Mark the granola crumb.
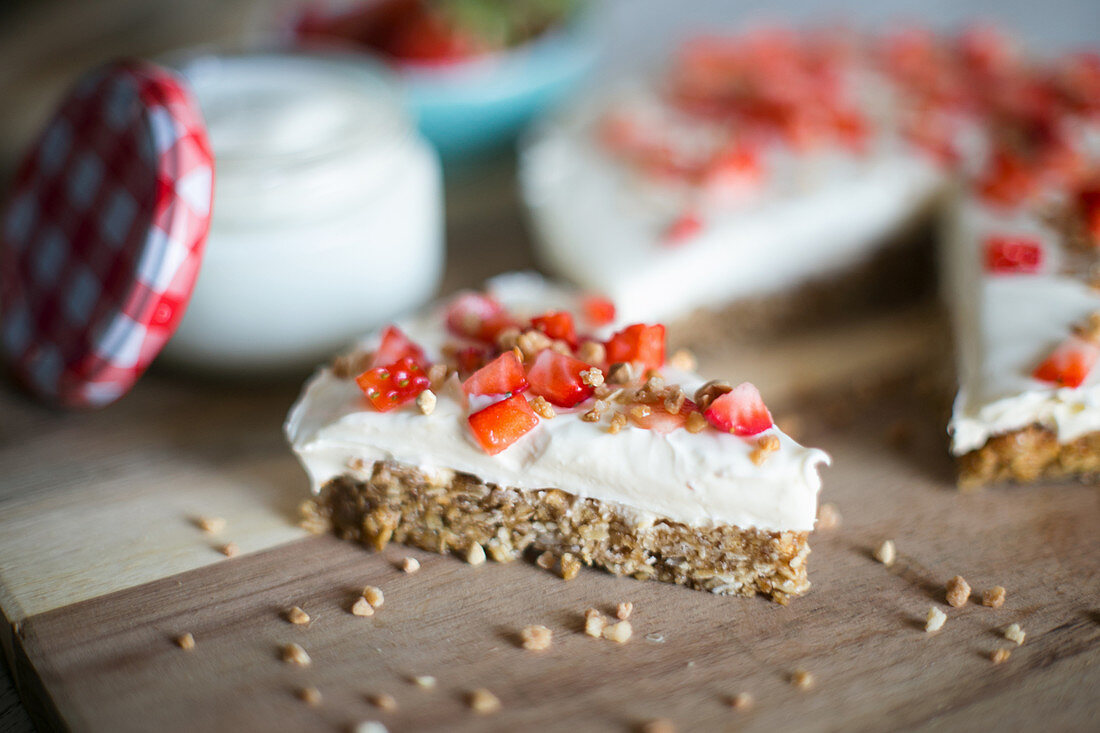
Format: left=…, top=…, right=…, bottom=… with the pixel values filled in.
left=729, top=692, right=753, bottom=711
left=602, top=620, right=633, bottom=644
left=351, top=597, right=375, bottom=617
left=520, top=624, right=553, bottom=651
left=581, top=407, right=602, bottom=422
left=694, top=380, right=732, bottom=412
left=401, top=557, right=421, bottom=574
left=669, top=348, right=697, bottom=371
left=685, top=411, right=708, bottom=433
left=427, top=363, right=449, bottom=390
left=416, top=390, right=436, bottom=415
left=1004, top=623, right=1026, bottom=645
left=578, top=340, right=606, bottom=365
left=791, top=669, right=814, bottom=690
left=411, top=675, right=436, bottom=689
left=816, top=503, right=841, bottom=530
left=560, top=552, right=581, bottom=581
left=281, top=642, right=311, bottom=666
left=991, top=647, right=1012, bottom=664
left=616, top=602, right=634, bottom=620
left=286, top=606, right=311, bottom=625
left=363, top=586, right=385, bottom=608
left=629, top=404, right=652, bottom=420
left=195, top=516, right=226, bottom=534
left=640, top=718, right=676, bottom=733
left=608, top=412, right=628, bottom=434
left=531, top=395, right=556, bottom=419
left=536, top=551, right=557, bottom=571
left=580, top=367, right=605, bottom=388
left=466, top=542, right=487, bottom=566
left=468, top=688, right=501, bottom=714
left=353, top=723, right=388, bottom=733
left=946, top=575, right=971, bottom=608
left=645, top=632, right=664, bottom=643
left=982, top=586, right=1006, bottom=609
left=584, top=608, right=606, bottom=638
left=1073, top=311, right=1100, bottom=342
left=925, top=606, right=947, bottom=633
left=298, top=686, right=322, bottom=706
left=219, top=542, right=239, bottom=558
left=663, top=386, right=686, bottom=415
left=175, top=633, right=195, bottom=651
left=749, top=434, right=781, bottom=465
left=873, top=540, right=896, bottom=567
left=369, top=693, right=398, bottom=712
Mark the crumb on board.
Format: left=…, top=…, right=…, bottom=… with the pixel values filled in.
left=363, top=586, right=385, bottom=608
left=297, top=686, right=322, bottom=706
left=219, top=542, right=239, bottom=558
left=353, top=722, right=388, bottom=733
left=286, top=606, right=310, bottom=625
left=468, top=688, right=501, bottom=714
left=410, top=675, right=436, bottom=689
left=1004, top=623, right=1026, bottom=645
left=925, top=606, right=947, bottom=633
left=729, top=692, right=753, bottom=711
left=536, top=551, right=556, bottom=570
left=520, top=624, right=553, bottom=651
left=195, top=516, right=225, bottom=534
left=175, top=633, right=195, bottom=651
left=602, top=620, right=633, bottom=644
left=560, top=552, right=581, bottom=580
left=585, top=608, right=606, bottom=638
left=369, top=693, right=398, bottom=712
left=982, top=586, right=1007, bottom=609
left=991, top=647, right=1012, bottom=664
left=640, top=718, right=677, bottom=733
left=816, top=503, right=841, bottom=530
left=946, top=576, right=971, bottom=608
left=874, top=540, right=896, bottom=567
left=791, top=669, right=814, bottom=690
left=616, top=602, right=634, bottom=620
left=351, top=597, right=375, bottom=617
left=401, top=557, right=421, bottom=574
left=466, top=542, right=487, bottom=566
left=281, top=643, right=311, bottom=666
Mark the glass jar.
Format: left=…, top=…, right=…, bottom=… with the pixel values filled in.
left=160, top=51, right=443, bottom=372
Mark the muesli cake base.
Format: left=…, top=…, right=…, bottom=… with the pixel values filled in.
left=957, top=425, right=1100, bottom=490
left=301, top=460, right=811, bottom=603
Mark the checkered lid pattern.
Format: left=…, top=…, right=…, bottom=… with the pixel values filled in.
left=0, top=61, right=213, bottom=408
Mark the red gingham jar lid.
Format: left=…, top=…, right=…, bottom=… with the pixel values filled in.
left=0, top=60, right=213, bottom=408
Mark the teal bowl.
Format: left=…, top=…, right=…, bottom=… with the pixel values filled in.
left=398, top=28, right=597, bottom=158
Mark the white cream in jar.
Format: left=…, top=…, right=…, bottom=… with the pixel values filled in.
left=161, top=51, right=443, bottom=371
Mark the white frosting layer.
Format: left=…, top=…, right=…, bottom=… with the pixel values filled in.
left=947, top=197, right=1100, bottom=454
left=520, top=87, right=944, bottom=324
left=286, top=274, right=829, bottom=532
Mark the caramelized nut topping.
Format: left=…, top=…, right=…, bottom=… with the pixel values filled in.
left=578, top=340, right=606, bottom=365
left=694, top=380, right=732, bottom=412
left=685, top=411, right=708, bottom=433
left=608, top=412, right=628, bottom=434
left=946, top=576, right=971, bottom=608
left=663, top=386, right=686, bottom=415
left=531, top=395, right=557, bottom=419
left=607, top=362, right=635, bottom=385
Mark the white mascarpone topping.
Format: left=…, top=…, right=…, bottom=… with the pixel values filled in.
left=286, top=273, right=829, bottom=532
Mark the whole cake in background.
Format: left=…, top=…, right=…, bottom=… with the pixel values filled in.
left=520, top=26, right=1100, bottom=486
left=287, top=273, right=829, bottom=603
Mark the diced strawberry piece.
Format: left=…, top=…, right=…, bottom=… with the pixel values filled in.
left=467, top=393, right=540, bottom=455
left=530, top=311, right=578, bottom=348
left=382, top=4, right=481, bottom=65
left=1032, top=335, right=1100, bottom=388
left=526, top=349, right=594, bottom=407
left=977, top=151, right=1036, bottom=208
left=463, top=351, right=528, bottom=397
left=452, top=345, right=492, bottom=376
left=983, top=236, right=1044, bottom=274
left=581, top=295, right=616, bottom=327
left=1077, top=184, right=1100, bottom=242
left=701, top=145, right=763, bottom=193
left=370, top=325, right=427, bottom=368
left=604, top=324, right=666, bottom=371
left=630, top=400, right=699, bottom=434
left=445, top=292, right=517, bottom=342
left=355, top=357, right=431, bottom=412
left=703, top=382, right=773, bottom=436
left=664, top=211, right=704, bottom=246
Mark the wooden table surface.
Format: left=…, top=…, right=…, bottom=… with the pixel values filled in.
left=3, top=2, right=1100, bottom=731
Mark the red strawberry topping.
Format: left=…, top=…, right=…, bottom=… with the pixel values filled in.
left=463, top=351, right=528, bottom=397
left=664, top=211, right=704, bottom=246
left=581, top=295, right=616, bottom=327
left=703, top=382, right=773, bottom=436
left=1077, top=183, right=1100, bottom=242
left=977, top=150, right=1037, bottom=208
left=984, top=236, right=1044, bottom=274
left=630, top=400, right=699, bottom=434
left=530, top=311, right=578, bottom=348
left=467, top=393, right=540, bottom=455
left=605, top=324, right=666, bottom=372
left=526, top=349, right=595, bottom=407
left=370, top=325, right=427, bottom=368
left=1032, top=335, right=1100, bottom=388
left=355, top=357, right=431, bottom=412
left=445, top=292, right=517, bottom=342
